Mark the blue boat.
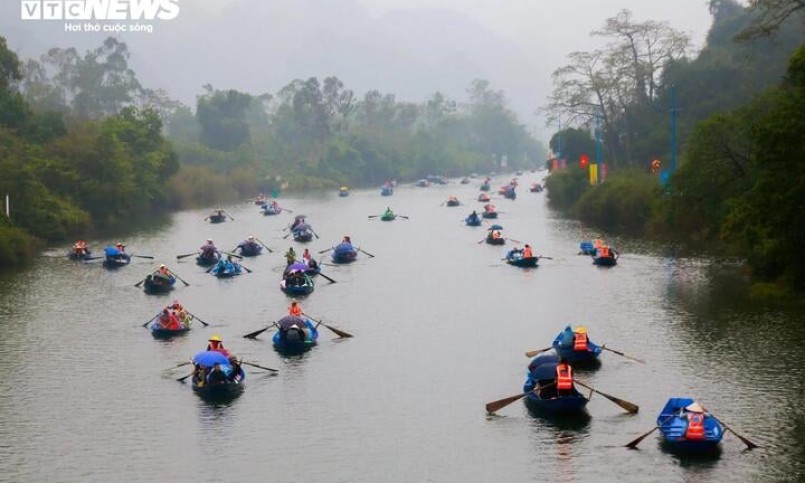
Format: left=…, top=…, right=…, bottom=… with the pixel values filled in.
left=236, top=242, right=262, bottom=257
left=190, top=350, right=245, bottom=402
left=262, top=203, right=283, bottom=215
left=381, top=186, right=394, bottom=196
left=207, top=213, right=227, bottom=224
left=143, top=273, right=176, bottom=294
left=280, top=271, right=314, bottom=296
left=196, top=251, right=220, bottom=266
left=579, top=241, right=596, bottom=256
left=209, top=259, right=243, bottom=278
left=552, top=325, right=603, bottom=364
left=523, top=354, right=588, bottom=414
left=102, top=247, right=131, bottom=268
left=331, top=242, right=358, bottom=264
left=502, top=187, right=517, bottom=200
left=657, top=398, right=724, bottom=453
left=148, top=314, right=191, bottom=338
left=273, top=315, right=319, bottom=353
left=480, top=182, right=491, bottom=191
left=292, top=225, right=315, bottom=243
left=465, top=214, right=482, bottom=226
left=505, top=249, right=538, bottom=268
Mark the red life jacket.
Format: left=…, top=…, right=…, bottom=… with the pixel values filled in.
left=289, top=305, right=303, bottom=316
left=685, top=413, right=706, bottom=440
left=573, top=332, right=589, bottom=351
left=601, top=247, right=610, bottom=258
left=556, top=363, right=573, bottom=391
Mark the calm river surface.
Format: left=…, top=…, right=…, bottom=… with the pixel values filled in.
left=1, top=174, right=803, bottom=483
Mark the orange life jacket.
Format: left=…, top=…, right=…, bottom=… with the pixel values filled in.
left=594, top=239, right=603, bottom=249
left=523, top=247, right=533, bottom=258
left=685, top=413, right=706, bottom=440
left=600, top=247, right=610, bottom=258
left=289, top=305, right=302, bottom=316
left=573, top=332, right=588, bottom=351
left=556, top=363, right=573, bottom=391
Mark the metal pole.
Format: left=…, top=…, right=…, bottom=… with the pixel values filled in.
left=5, top=194, right=8, bottom=218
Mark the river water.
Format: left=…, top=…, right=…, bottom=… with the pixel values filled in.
left=0, top=175, right=803, bottom=483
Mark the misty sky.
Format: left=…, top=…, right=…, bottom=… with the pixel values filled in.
left=1, top=0, right=717, bottom=139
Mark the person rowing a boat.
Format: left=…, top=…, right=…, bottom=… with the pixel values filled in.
left=207, top=335, right=230, bottom=357
left=115, top=242, right=126, bottom=253
left=73, top=240, right=89, bottom=256
left=383, top=207, right=394, bottom=218
left=468, top=211, right=480, bottom=223
left=288, top=298, right=303, bottom=317
left=158, top=308, right=182, bottom=330
left=236, top=235, right=260, bottom=252
left=522, top=244, right=533, bottom=258
left=199, top=239, right=219, bottom=258
left=285, top=247, right=297, bottom=266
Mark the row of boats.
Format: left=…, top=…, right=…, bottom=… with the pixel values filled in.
left=486, top=325, right=757, bottom=455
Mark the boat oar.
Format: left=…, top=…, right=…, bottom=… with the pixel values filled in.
left=185, top=311, right=209, bottom=327
left=224, top=252, right=243, bottom=260
left=224, top=210, right=235, bottom=221
left=486, top=382, right=556, bottom=414
left=177, top=372, right=194, bottom=383
left=318, top=272, right=337, bottom=284
left=243, top=322, right=277, bottom=339
left=241, top=361, right=279, bottom=373
left=601, top=346, right=645, bottom=364
left=358, top=248, right=375, bottom=258
left=368, top=215, right=379, bottom=219
left=305, top=314, right=353, bottom=338
left=134, top=277, right=147, bottom=288
left=255, top=238, right=273, bottom=253
left=283, top=207, right=294, bottom=213
left=142, top=311, right=161, bottom=328
left=398, top=215, right=410, bottom=219
left=240, top=265, right=253, bottom=274
left=505, top=238, right=522, bottom=244
left=132, top=254, right=155, bottom=259
left=318, top=247, right=333, bottom=254
left=168, top=269, right=190, bottom=286
left=538, top=256, right=554, bottom=260
left=311, top=229, right=320, bottom=239
left=524, top=347, right=553, bottom=358
left=282, top=232, right=292, bottom=239
left=177, top=252, right=199, bottom=260
left=162, top=361, right=192, bottom=371
left=625, top=415, right=676, bottom=449
left=574, top=380, right=639, bottom=413
left=702, top=407, right=759, bottom=449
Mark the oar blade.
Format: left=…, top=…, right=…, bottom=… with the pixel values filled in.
left=575, top=380, right=639, bottom=414
left=485, top=392, right=527, bottom=414
left=243, top=326, right=273, bottom=339
left=625, top=426, right=659, bottom=449
left=324, top=323, right=353, bottom=338
left=524, top=347, right=552, bottom=358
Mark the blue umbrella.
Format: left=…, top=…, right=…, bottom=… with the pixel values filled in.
left=104, top=246, right=121, bottom=256
left=192, top=350, right=230, bottom=367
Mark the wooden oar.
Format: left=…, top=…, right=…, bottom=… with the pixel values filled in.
left=132, top=254, right=155, bottom=259
left=134, top=277, right=147, bottom=288
left=398, top=215, right=410, bottom=219
left=224, top=210, right=235, bottom=221
left=702, top=407, right=759, bottom=449
left=368, top=215, right=379, bottom=219
left=601, top=346, right=645, bottom=364
left=243, top=322, right=277, bottom=339
left=176, top=252, right=199, bottom=260
left=538, top=256, right=554, bottom=260
left=318, top=247, right=333, bottom=254
left=283, top=207, right=294, bottom=213
left=625, top=415, right=676, bottom=449
left=255, top=238, right=273, bottom=253
left=177, top=372, right=194, bottom=382
left=282, top=232, right=292, bottom=239
left=505, top=238, right=522, bottom=244
left=358, top=248, right=375, bottom=258
left=240, top=265, right=253, bottom=274
left=311, top=229, right=320, bottom=239
left=162, top=361, right=192, bottom=371
left=305, top=314, right=353, bottom=338
left=168, top=269, right=190, bottom=286
left=318, top=272, right=337, bottom=284
left=241, top=361, right=279, bottom=373
left=142, top=311, right=161, bottom=327
left=524, top=346, right=553, bottom=358
left=574, top=380, right=639, bottom=413
left=185, top=311, right=209, bottom=327
left=224, top=252, right=243, bottom=260
left=486, top=382, right=556, bottom=414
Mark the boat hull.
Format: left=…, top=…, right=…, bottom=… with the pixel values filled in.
left=149, top=322, right=190, bottom=338
left=143, top=275, right=176, bottom=294
left=485, top=237, right=505, bottom=245
left=238, top=245, right=262, bottom=257
left=481, top=212, right=498, bottom=219
left=208, top=214, right=227, bottom=224
left=465, top=217, right=482, bottom=226
left=593, top=256, right=617, bottom=266
left=552, top=327, right=603, bottom=364
left=103, top=255, right=131, bottom=268
left=507, top=256, right=538, bottom=268
left=196, top=253, right=220, bottom=266
left=293, top=231, right=314, bottom=242
left=273, top=319, right=319, bottom=354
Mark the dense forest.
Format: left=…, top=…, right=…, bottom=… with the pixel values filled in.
left=0, top=34, right=541, bottom=267
left=544, top=0, right=805, bottom=295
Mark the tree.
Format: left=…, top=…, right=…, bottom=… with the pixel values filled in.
left=196, top=86, right=253, bottom=151
left=737, top=0, right=805, bottom=39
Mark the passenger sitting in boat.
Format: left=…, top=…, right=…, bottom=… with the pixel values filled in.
left=158, top=309, right=181, bottom=330
left=289, top=299, right=303, bottom=316
left=468, top=210, right=479, bottom=221
left=207, top=335, right=230, bottom=357
left=384, top=207, right=394, bottom=217
left=115, top=242, right=126, bottom=253
left=73, top=240, right=89, bottom=255
left=523, top=244, right=533, bottom=258
left=227, top=356, right=242, bottom=382
left=556, top=361, right=574, bottom=396
left=484, top=204, right=496, bottom=213
left=285, top=247, right=297, bottom=266
left=286, top=271, right=305, bottom=286
left=491, top=230, right=502, bottom=240
left=200, top=239, right=218, bottom=257
left=507, top=247, right=523, bottom=259
left=683, top=402, right=707, bottom=440
left=206, top=363, right=228, bottom=385
left=158, top=264, right=172, bottom=276
left=237, top=236, right=259, bottom=251
left=342, top=235, right=352, bottom=244
left=597, top=246, right=618, bottom=259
